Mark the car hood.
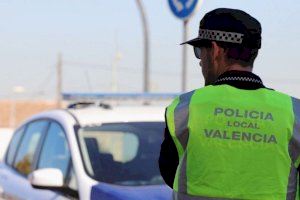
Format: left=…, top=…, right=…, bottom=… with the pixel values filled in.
left=91, top=183, right=172, bottom=200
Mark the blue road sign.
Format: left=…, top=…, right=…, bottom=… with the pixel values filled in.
left=168, top=0, right=199, bottom=20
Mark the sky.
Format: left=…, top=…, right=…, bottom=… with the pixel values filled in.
left=0, top=0, right=299, bottom=99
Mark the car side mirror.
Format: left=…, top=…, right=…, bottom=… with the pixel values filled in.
left=28, top=168, right=64, bottom=189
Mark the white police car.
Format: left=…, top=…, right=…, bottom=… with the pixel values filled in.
left=0, top=104, right=172, bottom=200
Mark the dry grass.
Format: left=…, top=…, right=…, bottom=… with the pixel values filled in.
left=0, top=100, right=57, bottom=128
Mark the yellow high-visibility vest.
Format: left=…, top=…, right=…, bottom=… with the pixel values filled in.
left=167, top=85, right=300, bottom=200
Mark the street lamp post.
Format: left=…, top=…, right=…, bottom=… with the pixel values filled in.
left=56, top=53, right=62, bottom=109
left=111, top=52, right=123, bottom=92
left=135, top=0, right=150, bottom=93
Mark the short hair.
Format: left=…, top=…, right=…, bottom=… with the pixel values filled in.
left=217, top=42, right=259, bottom=67
left=201, top=41, right=259, bottom=67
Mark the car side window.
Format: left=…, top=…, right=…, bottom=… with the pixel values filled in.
left=37, top=122, right=71, bottom=179
left=6, top=127, right=25, bottom=166
left=13, top=120, right=48, bottom=175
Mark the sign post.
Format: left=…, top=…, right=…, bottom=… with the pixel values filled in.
left=168, top=0, right=201, bottom=92
left=182, top=19, right=188, bottom=92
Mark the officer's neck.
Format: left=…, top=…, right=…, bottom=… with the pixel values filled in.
left=225, top=64, right=253, bottom=72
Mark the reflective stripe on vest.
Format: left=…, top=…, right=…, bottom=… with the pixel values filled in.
left=167, top=90, right=195, bottom=192
left=286, top=97, right=300, bottom=200
left=167, top=85, right=300, bottom=200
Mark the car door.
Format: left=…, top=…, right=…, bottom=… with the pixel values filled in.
left=0, top=125, right=24, bottom=199
left=34, top=121, right=78, bottom=199
left=0, top=120, right=58, bottom=200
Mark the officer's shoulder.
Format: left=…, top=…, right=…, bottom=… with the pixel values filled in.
left=167, top=87, right=209, bottom=108
left=265, top=88, right=298, bottom=100
left=283, top=92, right=300, bottom=102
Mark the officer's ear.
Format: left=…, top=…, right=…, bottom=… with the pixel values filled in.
left=211, top=41, right=224, bottom=60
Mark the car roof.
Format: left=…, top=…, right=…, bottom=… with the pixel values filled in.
left=24, top=105, right=166, bottom=128
left=68, top=105, right=165, bottom=126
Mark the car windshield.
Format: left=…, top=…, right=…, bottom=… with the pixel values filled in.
left=77, top=122, right=165, bottom=186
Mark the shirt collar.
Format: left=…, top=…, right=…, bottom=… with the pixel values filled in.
left=213, top=70, right=266, bottom=90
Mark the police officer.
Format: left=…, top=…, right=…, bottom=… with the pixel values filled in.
left=159, top=8, right=300, bottom=200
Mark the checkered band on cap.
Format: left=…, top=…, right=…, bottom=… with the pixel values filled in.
left=198, top=29, right=244, bottom=44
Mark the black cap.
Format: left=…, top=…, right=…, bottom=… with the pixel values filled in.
left=182, top=8, right=262, bottom=49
